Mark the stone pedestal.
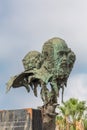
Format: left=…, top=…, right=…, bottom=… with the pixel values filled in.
left=0, top=108, right=42, bottom=130
left=40, top=104, right=57, bottom=130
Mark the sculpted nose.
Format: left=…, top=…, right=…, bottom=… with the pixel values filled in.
left=63, top=54, right=67, bottom=61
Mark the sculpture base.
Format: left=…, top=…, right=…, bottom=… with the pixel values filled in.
left=0, top=108, right=42, bottom=130
left=43, top=119, right=55, bottom=130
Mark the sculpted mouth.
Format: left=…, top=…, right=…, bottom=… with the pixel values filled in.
left=61, top=63, right=67, bottom=67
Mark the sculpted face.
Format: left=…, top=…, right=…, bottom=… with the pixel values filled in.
left=22, top=51, right=43, bottom=70
left=42, top=38, right=75, bottom=79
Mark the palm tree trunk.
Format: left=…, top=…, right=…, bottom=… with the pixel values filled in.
left=65, top=116, right=70, bottom=130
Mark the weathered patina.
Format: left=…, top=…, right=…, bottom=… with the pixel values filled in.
left=6, top=37, right=76, bottom=130
left=6, top=37, right=75, bottom=105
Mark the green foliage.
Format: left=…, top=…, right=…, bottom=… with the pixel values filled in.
left=59, top=98, right=87, bottom=121
left=56, top=98, right=87, bottom=130
left=83, top=114, right=87, bottom=130
left=84, top=119, right=87, bottom=130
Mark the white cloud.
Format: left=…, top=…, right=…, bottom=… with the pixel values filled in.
left=0, top=0, right=87, bottom=61
left=0, top=0, right=87, bottom=109
left=63, top=74, right=87, bottom=102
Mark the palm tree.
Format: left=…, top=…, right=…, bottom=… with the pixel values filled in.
left=57, top=98, right=87, bottom=130
left=55, top=115, right=65, bottom=130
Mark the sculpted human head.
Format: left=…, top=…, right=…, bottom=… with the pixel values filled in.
left=42, top=37, right=76, bottom=78
left=22, top=51, right=43, bottom=70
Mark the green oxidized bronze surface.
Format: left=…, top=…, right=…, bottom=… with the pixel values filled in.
left=6, top=37, right=76, bottom=105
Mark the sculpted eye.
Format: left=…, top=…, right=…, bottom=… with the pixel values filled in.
left=57, top=51, right=63, bottom=57
left=43, top=52, right=48, bottom=57
left=57, top=51, right=68, bottom=57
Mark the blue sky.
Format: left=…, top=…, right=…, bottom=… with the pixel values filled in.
left=0, top=0, right=87, bottom=110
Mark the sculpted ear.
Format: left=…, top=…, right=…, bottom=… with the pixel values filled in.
left=68, top=51, right=76, bottom=72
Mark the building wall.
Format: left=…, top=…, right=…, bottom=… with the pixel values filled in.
left=0, top=108, right=42, bottom=130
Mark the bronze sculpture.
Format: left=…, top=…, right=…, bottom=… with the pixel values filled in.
left=6, top=37, right=76, bottom=130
